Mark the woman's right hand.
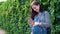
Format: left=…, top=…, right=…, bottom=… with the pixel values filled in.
left=27, top=18, right=34, bottom=26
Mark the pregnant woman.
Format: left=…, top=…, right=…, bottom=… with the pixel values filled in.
left=27, top=0, right=51, bottom=34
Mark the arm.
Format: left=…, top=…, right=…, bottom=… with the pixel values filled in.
left=39, top=11, right=50, bottom=28
left=27, top=18, right=40, bottom=26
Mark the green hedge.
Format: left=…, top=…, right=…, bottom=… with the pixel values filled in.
left=0, top=0, right=60, bottom=34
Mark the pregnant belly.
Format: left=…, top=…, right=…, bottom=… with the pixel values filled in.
left=31, top=26, right=47, bottom=34
left=32, top=26, right=42, bottom=32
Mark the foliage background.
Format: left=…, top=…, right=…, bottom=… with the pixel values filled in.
left=0, top=0, right=60, bottom=34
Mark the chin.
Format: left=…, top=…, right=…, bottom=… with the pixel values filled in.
left=36, top=11, right=39, bottom=12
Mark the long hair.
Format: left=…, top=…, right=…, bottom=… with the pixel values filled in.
left=30, top=1, right=44, bottom=20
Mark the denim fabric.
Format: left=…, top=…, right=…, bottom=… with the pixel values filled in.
left=31, top=11, right=50, bottom=34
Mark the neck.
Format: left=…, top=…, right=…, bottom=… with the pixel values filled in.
left=38, top=11, right=41, bottom=14
left=38, top=11, right=42, bottom=15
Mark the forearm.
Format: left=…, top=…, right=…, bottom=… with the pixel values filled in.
left=38, top=22, right=50, bottom=28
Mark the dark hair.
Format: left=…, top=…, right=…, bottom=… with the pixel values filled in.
left=30, top=1, right=44, bottom=20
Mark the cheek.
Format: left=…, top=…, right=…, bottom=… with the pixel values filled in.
left=37, top=7, right=40, bottom=10
left=35, top=7, right=40, bottom=12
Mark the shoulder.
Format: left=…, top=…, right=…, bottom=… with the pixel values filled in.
left=43, top=11, right=50, bottom=15
left=44, top=11, right=49, bottom=13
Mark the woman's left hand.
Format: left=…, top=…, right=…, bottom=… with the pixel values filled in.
left=33, top=22, right=39, bottom=26
left=33, top=22, right=41, bottom=27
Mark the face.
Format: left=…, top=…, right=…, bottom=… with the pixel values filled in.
left=32, top=5, right=40, bottom=12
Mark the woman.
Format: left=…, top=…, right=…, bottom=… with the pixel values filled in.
left=27, top=1, right=51, bottom=34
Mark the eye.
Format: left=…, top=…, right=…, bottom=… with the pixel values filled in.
left=32, top=5, right=37, bottom=9
left=33, top=7, right=36, bottom=9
